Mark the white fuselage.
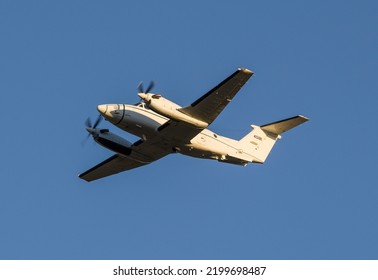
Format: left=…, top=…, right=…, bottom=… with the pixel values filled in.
left=98, top=103, right=247, bottom=163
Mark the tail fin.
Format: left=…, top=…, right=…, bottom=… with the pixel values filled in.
left=239, top=115, right=308, bottom=163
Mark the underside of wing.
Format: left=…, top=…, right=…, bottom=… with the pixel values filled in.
left=79, top=154, right=147, bottom=182
left=79, top=139, right=172, bottom=182
left=179, top=68, right=253, bottom=125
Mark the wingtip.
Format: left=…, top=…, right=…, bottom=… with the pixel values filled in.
left=298, top=115, right=310, bottom=122
left=78, top=175, right=91, bottom=182
left=78, top=172, right=91, bottom=182
left=238, top=68, right=254, bottom=75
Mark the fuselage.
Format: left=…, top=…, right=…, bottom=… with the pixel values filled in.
left=97, top=103, right=246, bottom=163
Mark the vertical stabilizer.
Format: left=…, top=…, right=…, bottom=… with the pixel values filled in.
left=239, top=125, right=279, bottom=163
left=239, top=115, right=308, bottom=163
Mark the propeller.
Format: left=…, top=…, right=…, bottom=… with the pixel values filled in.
left=82, top=114, right=102, bottom=146
left=137, top=81, right=155, bottom=94
left=137, top=81, right=162, bottom=106
left=85, top=114, right=102, bottom=131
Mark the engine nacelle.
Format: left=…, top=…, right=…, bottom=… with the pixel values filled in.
left=94, top=129, right=133, bottom=157
left=138, top=93, right=208, bottom=128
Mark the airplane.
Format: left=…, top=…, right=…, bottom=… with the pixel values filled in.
left=79, top=68, right=308, bottom=182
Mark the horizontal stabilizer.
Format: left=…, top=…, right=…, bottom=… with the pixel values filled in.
left=261, top=115, right=309, bottom=135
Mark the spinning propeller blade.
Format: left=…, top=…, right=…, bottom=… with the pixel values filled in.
left=92, top=114, right=102, bottom=129
left=82, top=115, right=103, bottom=146
left=85, top=114, right=102, bottom=130
left=85, top=117, right=92, bottom=128
left=145, top=81, right=155, bottom=93
left=137, top=81, right=154, bottom=93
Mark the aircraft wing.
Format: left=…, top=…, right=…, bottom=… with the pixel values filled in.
left=79, top=140, right=172, bottom=182
left=179, top=68, right=253, bottom=125
left=79, top=117, right=205, bottom=182
left=79, top=154, right=146, bottom=182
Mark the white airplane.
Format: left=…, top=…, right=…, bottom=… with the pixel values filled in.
left=79, top=68, right=308, bottom=182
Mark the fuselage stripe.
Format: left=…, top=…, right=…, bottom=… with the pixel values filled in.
left=115, top=104, right=125, bottom=125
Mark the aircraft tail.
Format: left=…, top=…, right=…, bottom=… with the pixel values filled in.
left=239, top=115, right=308, bottom=163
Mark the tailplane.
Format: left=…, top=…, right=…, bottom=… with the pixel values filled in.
left=239, top=115, right=308, bottom=163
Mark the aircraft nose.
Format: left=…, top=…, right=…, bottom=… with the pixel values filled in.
left=97, top=104, right=108, bottom=115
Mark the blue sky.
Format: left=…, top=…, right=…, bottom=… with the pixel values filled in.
left=1, top=0, right=377, bottom=259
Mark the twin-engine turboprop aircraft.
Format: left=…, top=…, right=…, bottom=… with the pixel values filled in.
left=79, top=68, right=308, bottom=182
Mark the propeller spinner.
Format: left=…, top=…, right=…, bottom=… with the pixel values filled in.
left=137, top=81, right=159, bottom=104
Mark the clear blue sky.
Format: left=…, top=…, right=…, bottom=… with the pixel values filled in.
left=1, top=0, right=377, bottom=259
